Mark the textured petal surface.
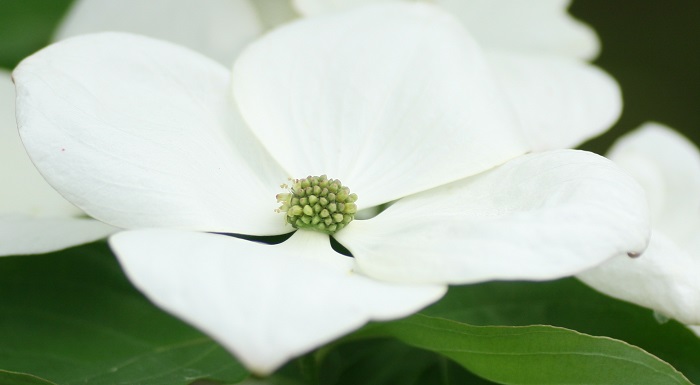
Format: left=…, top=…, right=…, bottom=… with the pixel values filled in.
left=0, top=214, right=117, bottom=256
left=54, top=0, right=262, bottom=65
left=1, top=70, right=80, bottom=218
left=110, top=229, right=445, bottom=375
left=337, top=150, right=650, bottom=284
left=607, top=123, right=700, bottom=246
left=2, top=71, right=116, bottom=255
left=233, top=3, right=528, bottom=209
left=437, top=0, right=600, bottom=60
left=489, top=52, right=621, bottom=150
left=578, top=232, right=700, bottom=325
left=14, top=33, right=288, bottom=235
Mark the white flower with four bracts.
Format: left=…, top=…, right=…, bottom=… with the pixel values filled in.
left=14, top=4, right=648, bottom=375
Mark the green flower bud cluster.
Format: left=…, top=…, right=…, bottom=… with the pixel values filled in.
left=276, top=175, right=358, bottom=235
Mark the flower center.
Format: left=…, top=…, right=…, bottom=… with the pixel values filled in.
left=276, top=175, right=357, bottom=235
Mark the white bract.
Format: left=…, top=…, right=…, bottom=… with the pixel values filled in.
left=14, top=4, right=649, bottom=374
left=277, top=0, right=622, bottom=151
left=60, top=0, right=622, bottom=150
left=0, top=70, right=116, bottom=256
left=578, top=123, right=700, bottom=327
left=1, top=0, right=267, bottom=256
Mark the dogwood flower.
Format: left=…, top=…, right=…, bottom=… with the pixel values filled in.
left=1, top=0, right=267, bottom=256
left=14, top=4, right=649, bottom=374
left=578, top=123, right=700, bottom=327
left=262, top=0, right=622, bottom=151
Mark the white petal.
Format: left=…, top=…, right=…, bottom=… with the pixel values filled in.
left=690, top=326, right=700, bottom=337
left=437, top=0, right=600, bottom=60
left=0, top=214, right=117, bottom=256
left=607, top=123, right=700, bottom=246
left=2, top=71, right=117, bottom=254
left=14, top=33, right=289, bottom=235
left=337, top=150, right=650, bottom=284
left=54, top=0, right=263, bottom=66
left=1, top=70, right=80, bottom=218
left=233, top=3, right=529, bottom=209
left=578, top=232, right=700, bottom=325
left=489, top=52, right=621, bottom=150
left=110, top=229, right=445, bottom=375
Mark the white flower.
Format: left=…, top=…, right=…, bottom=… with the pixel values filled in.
left=14, top=3, right=649, bottom=374
left=578, top=123, right=700, bottom=327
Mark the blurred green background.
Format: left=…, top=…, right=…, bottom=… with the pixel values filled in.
left=1, top=0, right=698, bottom=154
left=572, top=1, right=700, bottom=153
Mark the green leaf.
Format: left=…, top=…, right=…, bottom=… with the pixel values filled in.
left=422, top=279, right=700, bottom=381
left=318, top=338, right=497, bottom=385
left=0, top=242, right=248, bottom=385
left=262, top=338, right=497, bottom=385
left=0, top=370, right=57, bottom=385
left=0, top=0, right=73, bottom=69
left=373, top=314, right=693, bottom=385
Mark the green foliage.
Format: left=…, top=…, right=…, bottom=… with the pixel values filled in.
left=0, top=242, right=249, bottom=385
left=371, top=314, right=693, bottom=385
left=423, top=280, right=700, bottom=380
left=0, top=370, right=56, bottom=385
left=0, top=0, right=73, bottom=69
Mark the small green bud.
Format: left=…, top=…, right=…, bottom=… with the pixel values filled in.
left=344, top=203, right=357, bottom=214
left=276, top=175, right=357, bottom=235
left=289, top=205, right=303, bottom=216
left=303, top=205, right=314, bottom=216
